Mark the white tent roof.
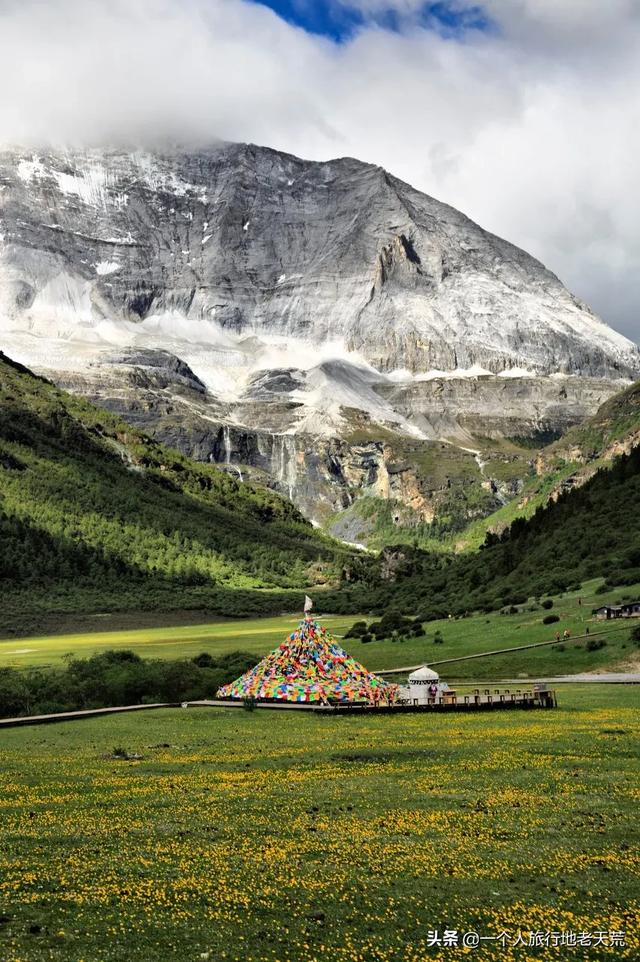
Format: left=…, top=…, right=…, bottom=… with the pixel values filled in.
left=408, top=665, right=440, bottom=682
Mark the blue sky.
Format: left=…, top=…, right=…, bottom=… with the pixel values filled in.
left=249, top=0, right=492, bottom=43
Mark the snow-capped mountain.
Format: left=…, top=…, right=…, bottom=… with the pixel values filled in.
left=0, top=143, right=637, bottom=533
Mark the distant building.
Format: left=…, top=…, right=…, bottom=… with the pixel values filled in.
left=594, top=602, right=640, bottom=620
left=594, top=605, right=622, bottom=620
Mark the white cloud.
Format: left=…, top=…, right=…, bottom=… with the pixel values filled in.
left=0, top=0, right=638, bottom=340
left=485, top=0, right=639, bottom=40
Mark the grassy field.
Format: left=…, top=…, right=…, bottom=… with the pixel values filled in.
left=1, top=580, right=638, bottom=680
left=0, top=687, right=638, bottom=962
left=0, top=614, right=360, bottom=670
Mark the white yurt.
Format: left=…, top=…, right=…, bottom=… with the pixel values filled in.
left=407, top=665, right=440, bottom=705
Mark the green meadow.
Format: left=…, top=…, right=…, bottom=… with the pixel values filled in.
left=1, top=579, right=638, bottom=680
left=0, top=686, right=638, bottom=962
left=0, top=613, right=359, bottom=670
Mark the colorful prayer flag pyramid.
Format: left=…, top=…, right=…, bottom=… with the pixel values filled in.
left=217, top=616, right=398, bottom=704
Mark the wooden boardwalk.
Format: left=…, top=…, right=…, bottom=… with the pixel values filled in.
left=191, top=687, right=558, bottom=714
left=0, top=689, right=556, bottom=729
left=0, top=702, right=181, bottom=730
left=334, top=689, right=557, bottom=714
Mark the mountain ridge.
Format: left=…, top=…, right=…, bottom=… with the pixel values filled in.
left=1, top=141, right=638, bottom=537
left=1, top=142, right=637, bottom=378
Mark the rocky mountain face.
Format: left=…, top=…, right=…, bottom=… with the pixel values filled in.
left=53, top=348, right=623, bottom=542
left=540, top=379, right=640, bottom=466
left=529, top=379, right=640, bottom=505
left=0, top=143, right=638, bottom=541
left=446, top=378, right=640, bottom=552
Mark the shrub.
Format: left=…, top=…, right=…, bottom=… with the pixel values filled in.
left=344, top=621, right=368, bottom=639
left=586, top=639, right=607, bottom=652
left=360, top=633, right=373, bottom=644
left=192, top=653, right=215, bottom=667
left=630, top=625, right=640, bottom=644
left=378, top=612, right=408, bottom=632
left=542, top=615, right=560, bottom=625
left=541, top=599, right=554, bottom=610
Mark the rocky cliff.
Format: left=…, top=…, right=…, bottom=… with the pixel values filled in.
left=52, top=349, right=622, bottom=541
left=1, top=144, right=638, bottom=379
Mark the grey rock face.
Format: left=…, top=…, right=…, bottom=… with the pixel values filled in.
left=0, top=142, right=637, bottom=535
left=0, top=142, right=638, bottom=379
left=103, top=349, right=207, bottom=394
left=52, top=355, right=623, bottom=531
left=377, top=374, right=618, bottom=442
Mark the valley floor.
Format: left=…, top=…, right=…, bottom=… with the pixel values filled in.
left=0, top=687, right=638, bottom=962
left=2, top=580, right=639, bottom=681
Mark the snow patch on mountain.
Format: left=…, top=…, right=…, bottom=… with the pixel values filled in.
left=387, top=365, right=495, bottom=383
left=95, top=260, right=121, bottom=276
left=18, top=154, right=129, bottom=211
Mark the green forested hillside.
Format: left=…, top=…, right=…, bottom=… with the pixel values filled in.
left=441, top=379, right=640, bottom=551
left=0, top=353, right=349, bottom=625
left=344, top=443, right=640, bottom=620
